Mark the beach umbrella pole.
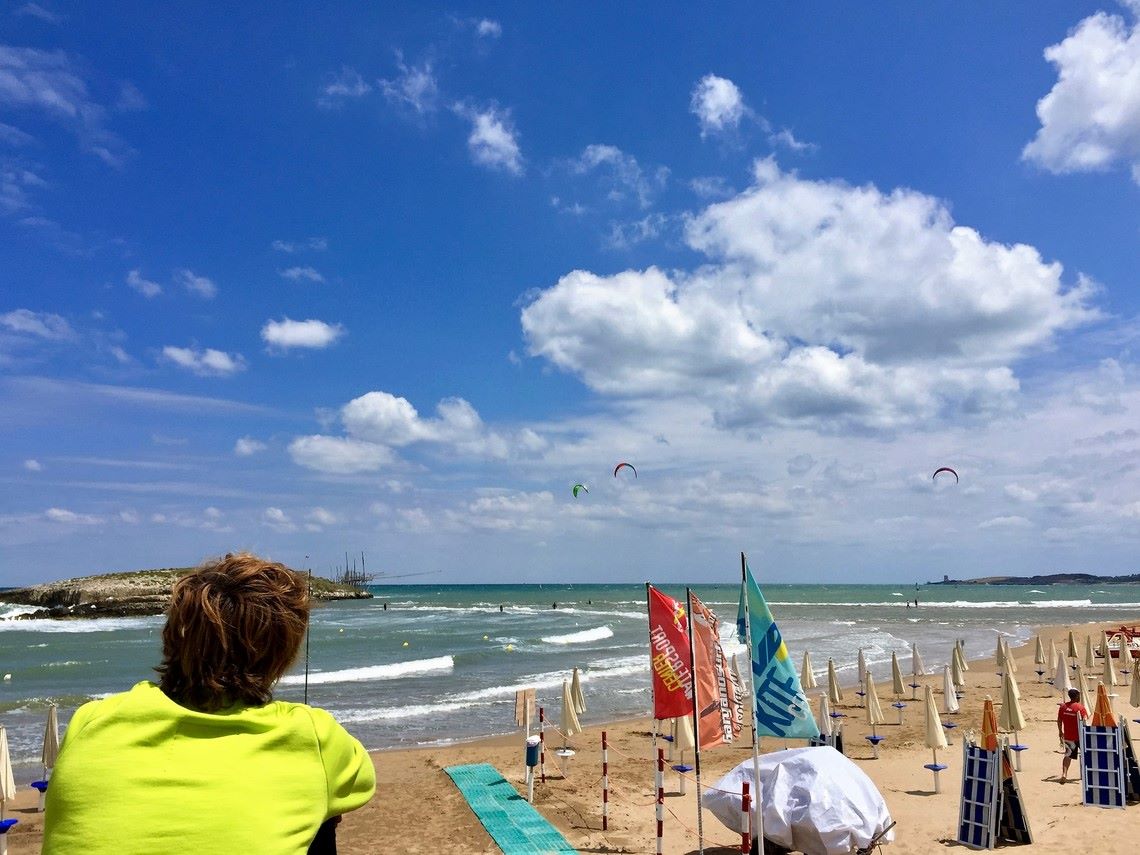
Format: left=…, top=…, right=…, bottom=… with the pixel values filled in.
left=932, top=749, right=941, bottom=793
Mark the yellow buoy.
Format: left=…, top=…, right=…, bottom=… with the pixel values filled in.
left=339, top=628, right=345, bottom=633
left=483, top=635, right=489, bottom=640
left=505, top=644, right=514, bottom=652
left=402, top=641, right=409, bottom=647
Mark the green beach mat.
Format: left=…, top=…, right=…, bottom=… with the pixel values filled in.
left=443, top=763, right=577, bottom=854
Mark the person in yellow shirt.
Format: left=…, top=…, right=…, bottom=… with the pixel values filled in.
left=43, top=553, right=376, bottom=854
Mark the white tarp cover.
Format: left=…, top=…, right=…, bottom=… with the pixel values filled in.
left=706, top=747, right=894, bottom=854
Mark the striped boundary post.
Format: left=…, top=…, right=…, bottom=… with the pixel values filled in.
left=740, top=781, right=751, bottom=854
left=539, top=706, right=546, bottom=784
left=656, top=748, right=665, bottom=855
left=601, top=730, right=609, bottom=831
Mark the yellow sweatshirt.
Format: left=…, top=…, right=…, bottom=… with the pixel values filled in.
left=43, top=681, right=375, bottom=854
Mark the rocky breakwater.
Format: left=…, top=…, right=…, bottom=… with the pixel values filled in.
left=0, top=567, right=372, bottom=620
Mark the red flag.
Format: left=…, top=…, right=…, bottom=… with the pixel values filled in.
left=647, top=585, right=693, bottom=720
left=689, top=590, right=744, bottom=750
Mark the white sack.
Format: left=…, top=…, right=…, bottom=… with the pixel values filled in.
left=705, top=747, right=894, bottom=855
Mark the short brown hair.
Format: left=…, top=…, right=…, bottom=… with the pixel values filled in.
left=156, top=553, right=310, bottom=711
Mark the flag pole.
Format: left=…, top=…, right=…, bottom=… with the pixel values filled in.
left=741, top=552, right=765, bottom=854
left=685, top=587, right=705, bottom=855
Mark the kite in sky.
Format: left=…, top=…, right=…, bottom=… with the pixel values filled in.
left=932, top=467, right=959, bottom=483
left=572, top=484, right=588, bottom=498
left=613, top=462, right=637, bottom=478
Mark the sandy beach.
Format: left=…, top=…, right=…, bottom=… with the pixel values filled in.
left=5, top=619, right=1139, bottom=854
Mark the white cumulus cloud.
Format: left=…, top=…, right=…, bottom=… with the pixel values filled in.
left=261, top=318, right=344, bottom=350
left=45, top=507, right=99, bottom=525
left=24, top=458, right=42, bottom=471
left=234, top=436, right=267, bottom=456
left=522, top=158, right=1096, bottom=432
left=379, top=58, right=439, bottom=115
left=288, top=435, right=393, bottom=474
left=279, top=266, right=324, bottom=283
left=454, top=104, right=523, bottom=175
left=1023, top=8, right=1140, bottom=183
left=175, top=268, right=217, bottom=298
left=690, top=74, right=746, bottom=137
left=317, top=66, right=372, bottom=108
left=126, top=269, right=161, bottom=298
left=0, top=308, right=73, bottom=339
left=162, top=345, right=246, bottom=376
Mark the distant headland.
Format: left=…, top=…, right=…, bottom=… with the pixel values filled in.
left=929, top=572, right=1140, bottom=586
left=0, top=567, right=372, bottom=620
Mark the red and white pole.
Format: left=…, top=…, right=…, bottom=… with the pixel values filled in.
left=539, top=706, right=546, bottom=784
left=655, top=747, right=665, bottom=855
left=740, top=781, right=751, bottom=854
left=601, top=730, right=610, bottom=831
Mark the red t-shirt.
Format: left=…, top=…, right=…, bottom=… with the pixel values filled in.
left=1058, top=701, right=1088, bottom=741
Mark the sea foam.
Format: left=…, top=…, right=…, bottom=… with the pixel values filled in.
left=279, top=655, right=454, bottom=686
left=541, top=626, right=614, bottom=645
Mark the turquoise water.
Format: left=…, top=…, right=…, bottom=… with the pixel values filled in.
left=3, top=581, right=1140, bottom=780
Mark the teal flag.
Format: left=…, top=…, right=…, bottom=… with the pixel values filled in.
left=741, top=563, right=819, bottom=739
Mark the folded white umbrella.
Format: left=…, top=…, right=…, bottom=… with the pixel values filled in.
left=957, top=639, right=970, bottom=671
left=1131, top=659, right=1140, bottom=709
left=570, top=667, right=587, bottom=715
left=1034, top=636, right=1046, bottom=667
left=1084, top=635, right=1096, bottom=671
left=995, top=635, right=1006, bottom=671
left=951, top=645, right=966, bottom=689
left=0, top=725, right=15, bottom=822
left=942, top=665, right=960, bottom=714
left=865, top=671, right=885, bottom=732
left=1075, top=666, right=1093, bottom=712
left=560, top=679, right=582, bottom=741
left=1002, top=638, right=1017, bottom=673
left=1100, top=630, right=1110, bottom=659
left=827, top=658, right=843, bottom=704
left=818, top=693, right=833, bottom=738
left=1067, top=630, right=1078, bottom=660
left=1054, top=649, right=1072, bottom=696
left=998, top=669, right=1027, bottom=770
left=673, top=713, right=696, bottom=753
left=911, top=642, right=925, bottom=677
left=924, top=683, right=947, bottom=794
left=1048, top=638, right=1058, bottom=671
left=1102, top=644, right=1118, bottom=688
left=890, top=652, right=905, bottom=698
left=801, top=650, right=818, bottom=690
left=857, top=648, right=867, bottom=687
left=42, top=703, right=60, bottom=775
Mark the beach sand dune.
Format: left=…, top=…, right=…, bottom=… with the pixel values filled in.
left=5, top=621, right=1139, bottom=853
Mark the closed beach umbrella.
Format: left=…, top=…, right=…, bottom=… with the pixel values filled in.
left=1034, top=636, right=1046, bottom=667
left=923, top=685, right=948, bottom=792
left=924, top=685, right=947, bottom=750
left=570, top=667, right=586, bottom=715
left=1102, top=644, right=1118, bottom=688
left=957, top=639, right=970, bottom=671
left=857, top=648, right=867, bottom=687
left=1100, top=630, right=1110, bottom=659
left=1049, top=638, right=1058, bottom=668
left=1002, top=638, right=1017, bottom=673
left=1075, top=666, right=1093, bottom=713
left=998, top=671, right=1025, bottom=733
left=981, top=697, right=999, bottom=752
left=1067, top=630, right=1078, bottom=660
left=1084, top=635, right=1096, bottom=671
left=891, top=652, right=906, bottom=698
left=0, top=725, right=14, bottom=820
left=942, top=665, right=960, bottom=714
left=1091, top=682, right=1117, bottom=727
left=560, top=679, right=582, bottom=740
left=1130, top=660, right=1140, bottom=708
left=818, top=693, right=833, bottom=738
left=800, top=650, right=818, bottom=690
left=1054, top=649, right=1072, bottom=696
left=42, top=703, right=60, bottom=771
left=995, top=635, right=1006, bottom=672
left=952, top=645, right=967, bottom=688
left=827, top=658, right=843, bottom=704
left=673, top=713, right=695, bottom=753
left=911, top=642, right=925, bottom=677
left=865, top=670, right=885, bottom=728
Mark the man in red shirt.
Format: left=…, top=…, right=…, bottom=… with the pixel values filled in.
left=1057, top=688, right=1089, bottom=783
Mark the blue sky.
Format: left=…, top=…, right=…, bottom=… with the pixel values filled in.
left=3, top=2, right=1140, bottom=585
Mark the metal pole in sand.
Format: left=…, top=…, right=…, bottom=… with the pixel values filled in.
left=601, top=731, right=609, bottom=831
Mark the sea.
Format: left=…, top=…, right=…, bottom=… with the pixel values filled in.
left=3, top=581, right=1140, bottom=780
